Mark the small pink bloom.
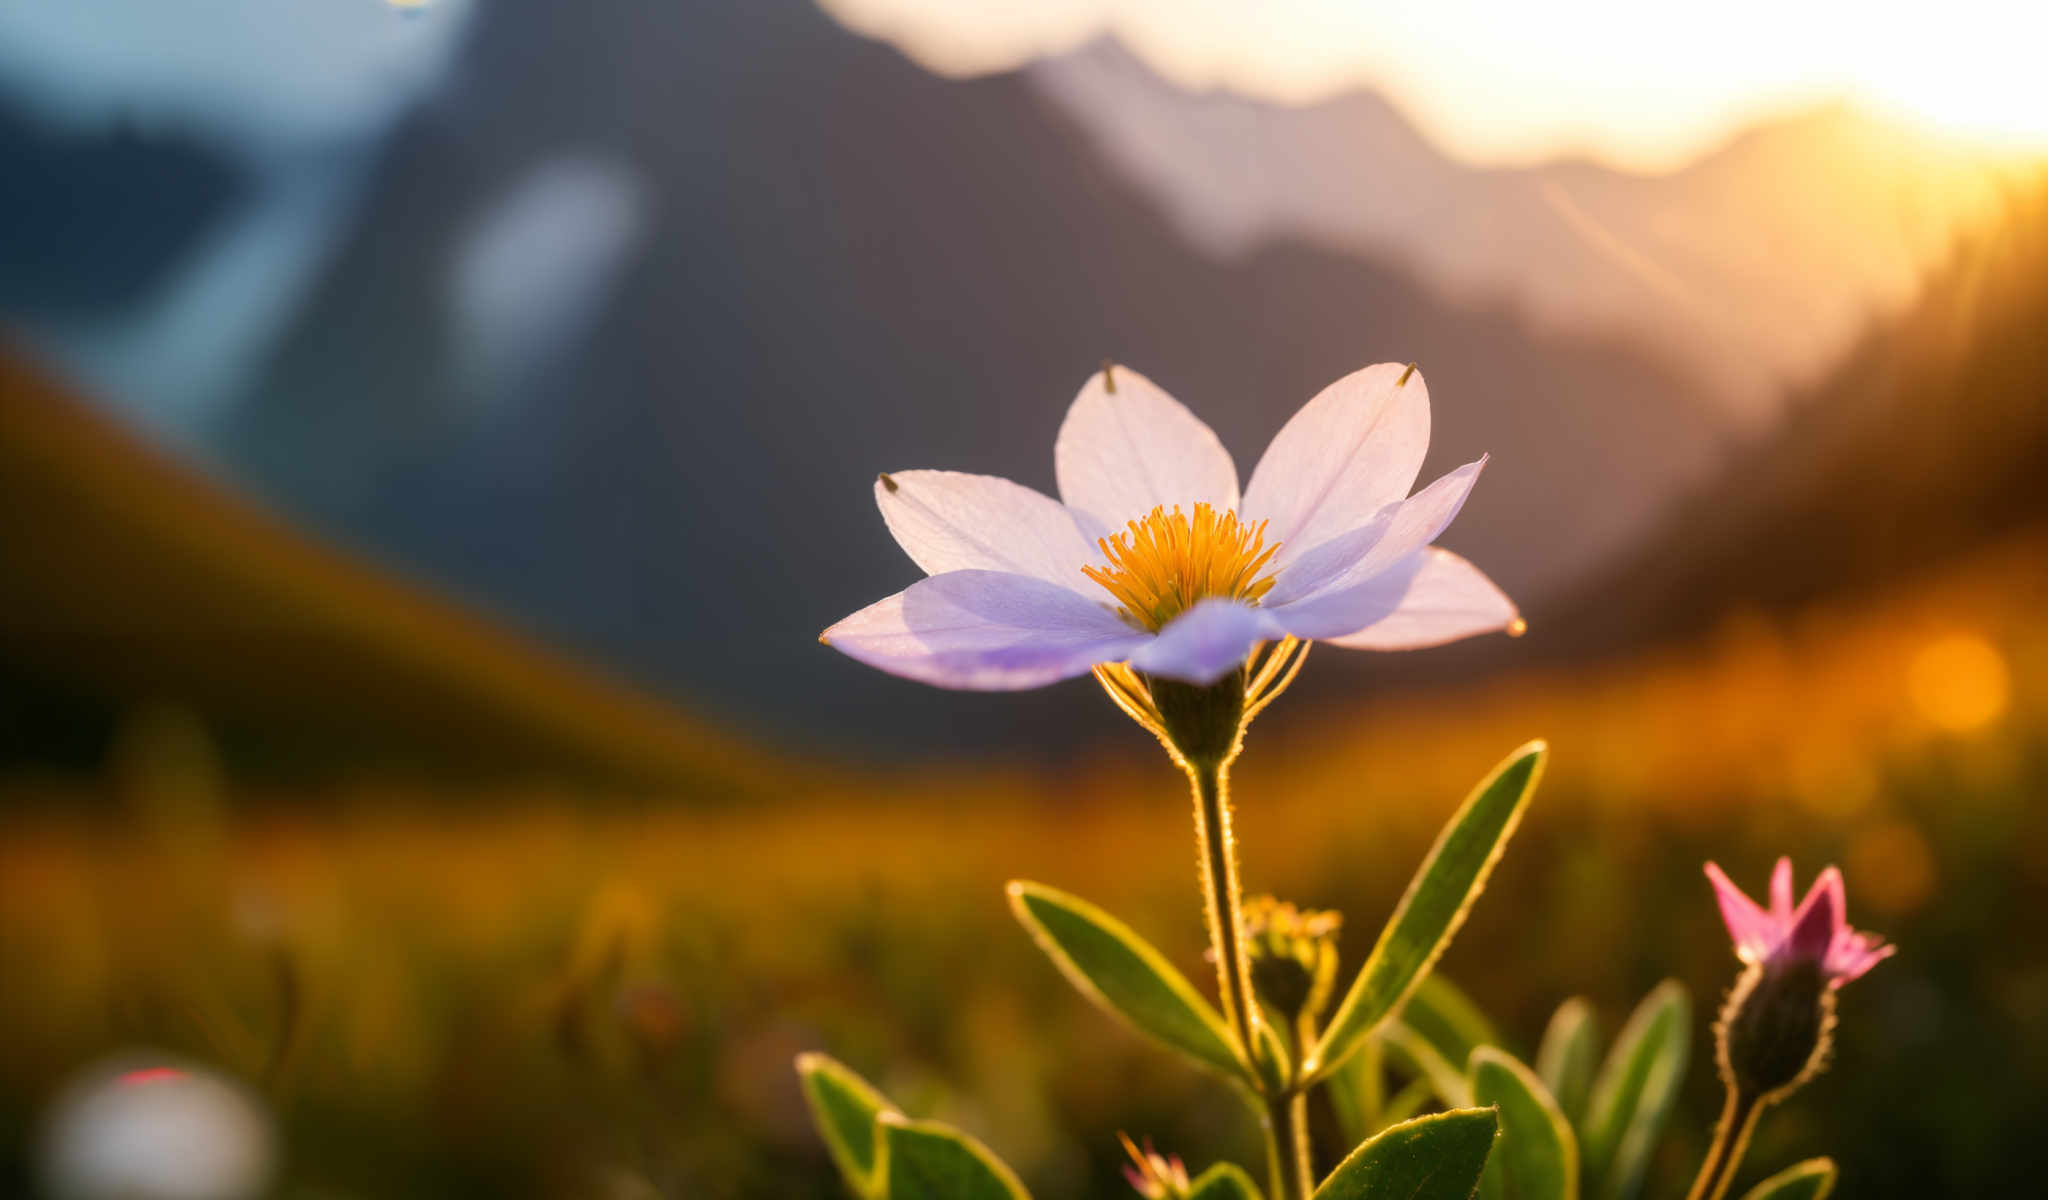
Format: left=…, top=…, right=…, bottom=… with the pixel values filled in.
left=1704, top=858, right=1895, bottom=988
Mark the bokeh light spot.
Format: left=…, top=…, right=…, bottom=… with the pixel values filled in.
left=1907, top=632, right=2011, bottom=732
left=1847, top=820, right=1938, bottom=916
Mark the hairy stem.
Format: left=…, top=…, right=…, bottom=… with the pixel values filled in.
left=1188, top=756, right=1258, bottom=1063
left=1685, top=1087, right=1763, bottom=1200
left=1264, top=1090, right=1313, bottom=1200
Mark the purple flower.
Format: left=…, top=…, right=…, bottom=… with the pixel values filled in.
left=1704, top=858, right=1895, bottom=989
left=822, top=363, right=1520, bottom=689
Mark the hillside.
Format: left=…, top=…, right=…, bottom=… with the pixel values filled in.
left=0, top=347, right=774, bottom=795
left=1546, top=176, right=2048, bottom=651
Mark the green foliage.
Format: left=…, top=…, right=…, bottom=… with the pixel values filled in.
left=1309, top=741, right=1547, bottom=1081
left=1313, top=1108, right=1500, bottom=1200
left=1325, top=1036, right=1383, bottom=1150
left=1470, top=1047, right=1578, bottom=1200
left=1402, top=975, right=1501, bottom=1070
left=1580, top=982, right=1690, bottom=1200
left=1383, top=1021, right=1472, bottom=1108
left=1189, top=1162, right=1267, bottom=1200
left=881, top=1113, right=1033, bottom=1200
left=1735, top=1158, right=1837, bottom=1200
left=1007, top=880, right=1248, bottom=1082
left=796, top=1053, right=1032, bottom=1200
left=1534, top=998, right=1599, bottom=1128
left=797, top=1052, right=897, bottom=1198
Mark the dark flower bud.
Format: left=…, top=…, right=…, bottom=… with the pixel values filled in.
left=1717, top=957, right=1836, bottom=1101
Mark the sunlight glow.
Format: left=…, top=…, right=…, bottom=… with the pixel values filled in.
left=819, top=0, right=2048, bottom=169
left=1908, top=633, right=2012, bottom=733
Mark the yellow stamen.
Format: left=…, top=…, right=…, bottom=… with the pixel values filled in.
left=1081, top=503, right=1282, bottom=633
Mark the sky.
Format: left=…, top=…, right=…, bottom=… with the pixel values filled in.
left=821, top=0, right=2048, bottom=170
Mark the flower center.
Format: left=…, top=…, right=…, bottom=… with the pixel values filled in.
left=1081, top=503, right=1281, bottom=633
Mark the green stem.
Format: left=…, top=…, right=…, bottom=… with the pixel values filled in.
left=1684, top=1087, right=1763, bottom=1200
left=1187, top=756, right=1258, bottom=1061
left=1264, top=1091, right=1313, bottom=1200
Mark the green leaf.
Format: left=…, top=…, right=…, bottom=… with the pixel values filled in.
left=1534, top=998, right=1599, bottom=1129
left=880, top=1113, right=1032, bottom=1200
left=1470, top=1047, right=1578, bottom=1200
left=1308, top=742, right=1546, bottom=1082
left=1190, top=1162, right=1266, bottom=1200
left=1378, top=1076, right=1436, bottom=1130
left=1736, top=1159, right=1837, bottom=1200
left=1384, top=1022, right=1472, bottom=1108
left=1314, top=1107, right=1500, bottom=1200
left=797, top=1052, right=898, bottom=1198
left=1403, top=975, right=1500, bottom=1070
left=1581, top=982, right=1690, bottom=1200
left=1008, top=881, right=1246, bottom=1081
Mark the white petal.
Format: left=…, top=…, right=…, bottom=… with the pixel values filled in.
left=1323, top=549, right=1520, bottom=650
left=1265, top=459, right=1485, bottom=609
left=874, top=470, right=1098, bottom=592
left=1127, top=599, right=1279, bottom=685
left=822, top=570, right=1148, bottom=690
left=1054, top=365, right=1239, bottom=529
left=1240, top=363, right=1430, bottom=566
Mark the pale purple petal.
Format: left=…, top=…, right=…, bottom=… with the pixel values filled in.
left=822, top=570, right=1148, bottom=690
left=1769, top=857, right=1795, bottom=921
left=874, top=470, right=1099, bottom=593
left=1127, top=598, right=1279, bottom=685
left=1784, top=866, right=1845, bottom=962
left=1240, top=363, right=1430, bottom=567
left=1055, top=365, right=1238, bottom=530
left=1264, top=459, right=1486, bottom=609
left=1705, top=862, right=1777, bottom=964
left=1321, top=550, right=1520, bottom=650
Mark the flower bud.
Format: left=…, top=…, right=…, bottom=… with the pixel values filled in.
left=1118, top=1133, right=1192, bottom=1199
left=1716, top=957, right=1835, bottom=1101
left=1241, top=896, right=1342, bottom=1026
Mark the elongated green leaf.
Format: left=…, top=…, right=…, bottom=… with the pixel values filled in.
left=1314, top=1108, right=1500, bottom=1200
left=1008, top=881, right=1246, bottom=1080
left=881, top=1114, right=1031, bottom=1200
left=797, top=1052, right=898, bottom=1198
left=1190, top=1162, right=1266, bottom=1200
left=1403, top=975, right=1500, bottom=1070
left=1581, top=982, right=1689, bottom=1200
left=1471, top=1047, right=1578, bottom=1200
left=1309, top=742, right=1546, bottom=1082
left=1384, top=1022, right=1472, bottom=1108
left=1534, top=998, right=1599, bottom=1129
left=1736, top=1159, right=1837, bottom=1200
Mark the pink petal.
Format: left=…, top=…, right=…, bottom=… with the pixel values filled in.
left=1240, top=363, right=1430, bottom=567
left=1770, top=857, right=1795, bottom=921
left=1827, top=937, right=1897, bottom=988
left=1322, top=549, right=1520, bottom=650
left=1055, top=365, right=1239, bottom=531
left=1127, top=598, right=1279, bottom=685
left=874, top=470, right=1101, bottom=592
left=1705, top=862, right=1777, bottom=964
left=1785, top=866, right=1845, bottom=962
left=822, top=570, right=1149, bottom=690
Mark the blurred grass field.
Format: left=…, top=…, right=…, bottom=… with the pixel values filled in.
left=3, top=530, right=2044, bottom=1198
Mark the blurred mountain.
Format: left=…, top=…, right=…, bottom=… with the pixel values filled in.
left=189, top=0, right=1721, bottom=756
left=0, top=348, right=773, bottom=794
left=1032, top=40, right=2023, bottom=424
left=1546, top=177, right=2048, bottom=650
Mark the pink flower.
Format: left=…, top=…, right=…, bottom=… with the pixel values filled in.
left=1704, top=858, right=1895, bottom=988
